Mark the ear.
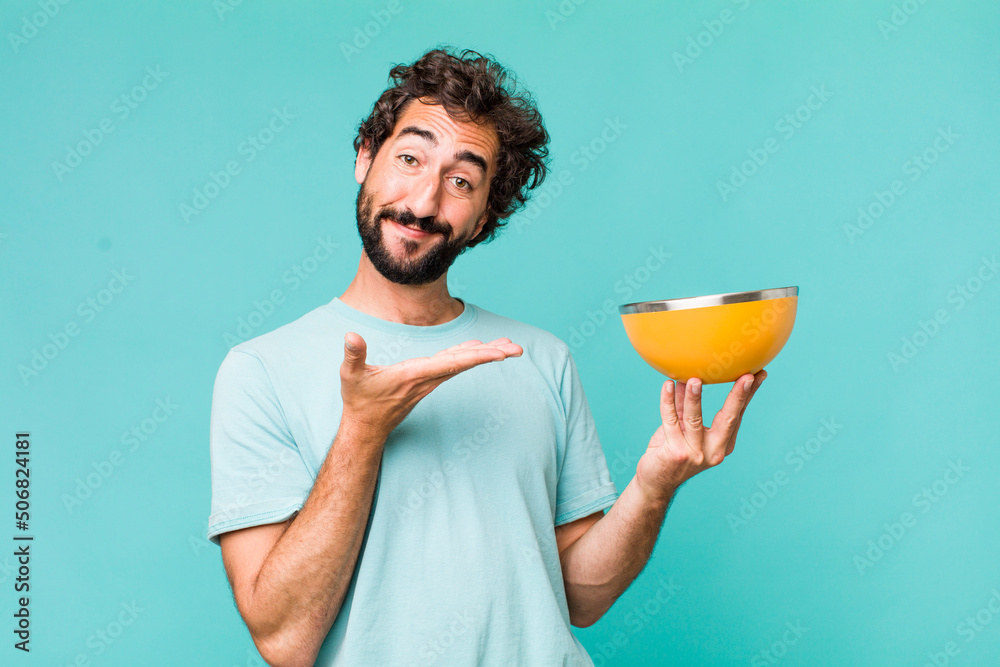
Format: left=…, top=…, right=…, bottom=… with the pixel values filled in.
left=355, top=139, right=373, bottom=185
left=472, top=208, right=489, bottom=241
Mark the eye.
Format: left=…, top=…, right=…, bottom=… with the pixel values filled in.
left=453, top=177, right=471, bottom=190
left=399, top=154, right=417, bottom=166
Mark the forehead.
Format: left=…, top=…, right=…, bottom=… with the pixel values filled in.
left=388, top=99, right=500, bottom=175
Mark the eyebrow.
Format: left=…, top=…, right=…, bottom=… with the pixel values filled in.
left=395, top=126, right=489, bottom=176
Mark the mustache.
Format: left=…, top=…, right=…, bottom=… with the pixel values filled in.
left=379, top=209, right=447, bottom=237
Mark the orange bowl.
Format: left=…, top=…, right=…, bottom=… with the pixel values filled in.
left=619, top=287, right=798, bottom=384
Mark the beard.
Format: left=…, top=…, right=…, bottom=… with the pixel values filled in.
left=354, top=180, right=474, bottom=286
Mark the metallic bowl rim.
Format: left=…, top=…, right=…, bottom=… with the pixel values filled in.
left=619, top=286, right=799, bottom=314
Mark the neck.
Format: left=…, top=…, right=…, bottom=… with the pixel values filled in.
left=339, top=253, right=464, bottom=326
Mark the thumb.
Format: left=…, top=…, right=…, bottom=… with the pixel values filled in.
left=343, top=332, right=367, bottom=369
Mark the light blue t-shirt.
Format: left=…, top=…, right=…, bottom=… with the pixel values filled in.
left=207, top=296, right=620, bottom=666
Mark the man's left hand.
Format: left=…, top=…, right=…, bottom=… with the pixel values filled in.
left=634, top=370, right=767, bottom=505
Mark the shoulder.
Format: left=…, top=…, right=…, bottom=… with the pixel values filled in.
left=224, top=302, right=339, bottom=366
left=470, top=303, right=571, bottom=358
left=468, top=303, right=574, bottom=381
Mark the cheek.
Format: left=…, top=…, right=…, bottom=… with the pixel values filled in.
left=439, top=200, right=480, bottom=229
left=369, top=180, right=409, bottom=211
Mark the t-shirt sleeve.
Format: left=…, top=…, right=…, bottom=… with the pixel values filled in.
left=553, top=347, right=620, bottom=526
left=206, top=349, right=316, bottom=545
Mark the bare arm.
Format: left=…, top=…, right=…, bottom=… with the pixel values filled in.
left=557, top=479, right=671, bottom=627
left=557, top=371, right=766, bottom=627
left=219, top=333, right=522, bottom=667
left=220, top=418, right=385, bottom=666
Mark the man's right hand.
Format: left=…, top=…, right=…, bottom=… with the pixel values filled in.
left=339, top=331, right=522, bottom=442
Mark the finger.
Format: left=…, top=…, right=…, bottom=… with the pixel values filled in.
left=433, top=338, right=516, bottom=357
left=708, top=374, right=754, bottom=457
left=428, top=343, right=522, bottom=379
left=724, top=414, right=744, bottom=457
left=723, top=371, right=766, bottom=456
left=432, top=340, right=484, bottom=356
left=682, top=377, right=705, bottom=444
left=739, top=370, right=766, bottom=418
left=342, top=332, right=367, bottom=373
left=659, top=380, right=686, bottom=443
left=417, top=344, right=521, bottom=381
left=674, top=380, right=686, bottom=425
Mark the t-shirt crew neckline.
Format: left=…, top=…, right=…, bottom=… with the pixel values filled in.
left=327, top=296, right=478, bottom=340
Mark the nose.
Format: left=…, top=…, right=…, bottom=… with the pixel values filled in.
left=403, top=170, right=442, bottom=221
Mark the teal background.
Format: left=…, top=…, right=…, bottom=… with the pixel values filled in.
left=2, top=1, right=999, bottom=665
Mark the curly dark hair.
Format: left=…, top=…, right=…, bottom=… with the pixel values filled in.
left=352, top=46, right=550, bottom=248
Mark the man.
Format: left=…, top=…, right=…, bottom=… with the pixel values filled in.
left=207, top=47, right=765, bottom=667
